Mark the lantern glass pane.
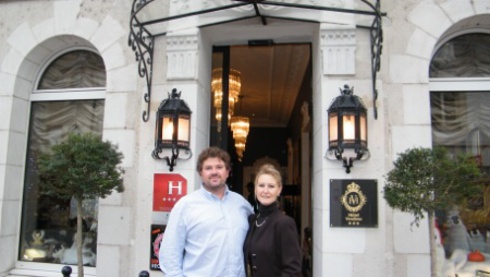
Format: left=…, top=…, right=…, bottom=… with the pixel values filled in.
left=161, top=116, right=173, bottom=141
left=329, top=114, right=338, bottom=142
left=360, top=114, right=367, bottom=142
left=343, top=114, right=355, bottom=140
left=178, top=116, right=190, bottom=143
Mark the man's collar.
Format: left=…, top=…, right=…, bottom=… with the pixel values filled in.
left=200, top=183, right=229, bottom=199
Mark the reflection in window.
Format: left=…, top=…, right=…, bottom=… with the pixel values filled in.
left=431, top=92, right=490, bottom=166
left=38, top=50, right=106, bottom=89
left=20, top=50, right=105, bottom=266
left=430, top=33, right=490, bottom=266
left=430, top=33, right=490, bottom=78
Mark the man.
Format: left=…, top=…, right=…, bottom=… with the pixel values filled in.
left=159, top=147, right=254, bottom=277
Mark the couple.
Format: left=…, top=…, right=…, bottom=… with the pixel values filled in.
left=159, top=147, right=302, bottom=277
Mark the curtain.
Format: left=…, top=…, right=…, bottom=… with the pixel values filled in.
left=431, top=92, right=490, bottom=146
left=38, top=50, right=106, bottom=89
left=430, top=33, right=490, bottom=78
left=29, top=100, right=105, bottom=154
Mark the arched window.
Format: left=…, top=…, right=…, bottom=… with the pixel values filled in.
left=430, top=33, right=490, bottom=259
left=38, top=50, right=106, bottom=89
left=430, top=33, right=490, bottom=166
left=20, top=50, right=105, bottom=267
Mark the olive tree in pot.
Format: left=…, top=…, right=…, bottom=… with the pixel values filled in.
left=383, top=146, right=487, bottom=277
left=37, top=133, right=125, bottom=277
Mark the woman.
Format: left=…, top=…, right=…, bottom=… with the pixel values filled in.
left=243, top=164, right=302, bottom=277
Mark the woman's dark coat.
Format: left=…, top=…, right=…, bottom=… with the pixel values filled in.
left=243, top=203, right=302, bottom=277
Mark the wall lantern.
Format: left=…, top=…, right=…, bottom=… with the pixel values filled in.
left=326, top=85, right=369, bottom=173
left=152, top=88, right=192, bottom=171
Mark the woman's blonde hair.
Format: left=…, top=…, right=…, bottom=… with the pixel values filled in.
left=254, top=163, right=282, bottom=188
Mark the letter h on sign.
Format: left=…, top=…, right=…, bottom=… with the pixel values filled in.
left=153, top=174, right=188, bottom=212
left=168, top=181, right=183, bottom=195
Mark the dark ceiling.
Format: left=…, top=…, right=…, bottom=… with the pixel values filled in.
left=212, top=43, right=311, bottom=128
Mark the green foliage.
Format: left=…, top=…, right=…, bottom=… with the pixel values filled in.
left=37, top=132, right=124, bottom=276
left=37, top=132, right=125, bottom=201
left=383, top=146, right=484, bottom=225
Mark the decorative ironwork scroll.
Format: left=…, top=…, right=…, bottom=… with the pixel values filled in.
left=128, top=0, right=155, bottom=122
left=361, top=0, right=383, bottom=120
left=128, top=0, right=386, bottom=122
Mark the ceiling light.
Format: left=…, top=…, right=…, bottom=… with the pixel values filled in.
left=211, top=68, right=241, bottom=131
left=231, top=115, right=250, bottom=161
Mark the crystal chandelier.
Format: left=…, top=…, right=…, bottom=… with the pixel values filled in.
left=231, top=115, right=250, bottom=161
left=211, top=68, right=241, bottom=131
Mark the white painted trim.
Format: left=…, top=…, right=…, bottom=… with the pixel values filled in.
left=429, top=78, right=490, bottom=91
left=31, top=88, right=106, bottom=101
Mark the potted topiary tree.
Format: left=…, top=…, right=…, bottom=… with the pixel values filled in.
left=37, top=133, right=125, bottom=277
left=383, top=146, right=486, bottom=277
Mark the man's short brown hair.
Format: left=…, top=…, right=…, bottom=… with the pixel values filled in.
left=196, top=147, right=231, bottom=172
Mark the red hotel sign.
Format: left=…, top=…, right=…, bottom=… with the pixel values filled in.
left=153, top=173, right=188, bottom=212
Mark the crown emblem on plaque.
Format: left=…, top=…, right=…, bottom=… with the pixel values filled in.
left=340, top=182, right=367, bottom=213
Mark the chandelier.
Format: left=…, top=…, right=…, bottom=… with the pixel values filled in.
left=211, top=68, right=249, bottom=160
left=211, top=68, right=242, bottom=131
left=231, top=115, right=250, bottom=161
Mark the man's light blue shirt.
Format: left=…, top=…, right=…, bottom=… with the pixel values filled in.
left=159, top=184, right=254, bottom=277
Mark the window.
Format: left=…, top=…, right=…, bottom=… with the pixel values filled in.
left=430, top=33, right=490, bottom=258
left=431, top=92, right=490, bottom=166
left=20, top=50, right=105, bottom=266
left=430, top=33, right=490, bottom=78
left=430, top=33, right=490, bottom=168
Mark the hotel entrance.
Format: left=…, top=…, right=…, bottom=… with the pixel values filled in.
left=209, top=42, right=313, bottom=240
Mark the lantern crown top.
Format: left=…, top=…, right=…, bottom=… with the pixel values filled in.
left=170, top=88, right=181, bottom=99
left=328, top=85, right=366, bottom=112
left=340, top=84, right=353, bottom=96
left=158, top=88, right=192, bottom=114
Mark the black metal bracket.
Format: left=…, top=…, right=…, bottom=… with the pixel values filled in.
left=152, top=145, right=192, bottom=172
left=128, top=0, right=155, bottom=122
left=128, top=0, right=386, bottom=122
left=332, top=147, right=367, bottom=174
left=362, top=0, right=383, bottom=120
left=152, top=145, right=180, bottom=172
left=342, top=157, right=354, bottom=174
